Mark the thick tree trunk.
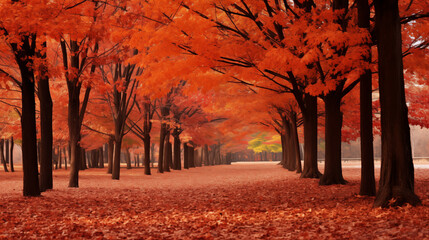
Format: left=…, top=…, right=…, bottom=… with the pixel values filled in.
left=373, top=0, right=420, bottom=207
left=21, top=70, right=39, bottom=194
left=358, top=0, right=376, bottom=197
left=320, top=91, right=346, bottom=185
left=107, top=137, right=114, bottom=174
left=143, top=135, right=151, bottom=175
left=10, top=137, right=14, bottom=172
left=173, top=135, right=181, bottom=170
left=184, top=143, right=189, bottom=169
left=13, top=36, right=40, bottom=195
left=300, top=95, right=321, bottom=178
left=0, top=139, right=8, bottom=172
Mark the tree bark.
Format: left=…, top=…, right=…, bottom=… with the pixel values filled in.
left=320, top=91, right=347, bottom=185
left=143, top=134, right=151, bottom=175
left=10, top=137, right=14, bottom=172
left=158, top=123, right=166, bottom=173
left=37, top=40, right=53, bottom=192
left=126, top=148, right=132, bottom=169
left=358, top=0, right=376, bottom=196
left=300, top=95, right=321, bottom=178
left=184, top=143, right=189, bottom=169
left=112, top=136, right=122, bottom=179
left=5, top=139, right=9, bottom=164
left=189, top=145, right=195, bottom=168
left=13, top=35, right=40, bottom=195
left=63, top=147, right=67, bottom=170
left=107, top=137, right=114, bottom=174
left=373, top=0, right=420, bottom=207
left=99, top=147, right=104, bottom=168
left=163, top=132, right=171, bottom=172
left=0, top=139, right=8, bottom=172
left=173, top=135, right=181, bottom=170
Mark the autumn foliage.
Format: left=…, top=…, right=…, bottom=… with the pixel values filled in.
left=0, top=1, right=429, bottom=238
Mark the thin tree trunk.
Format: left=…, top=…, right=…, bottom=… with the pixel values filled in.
left=59, top=146, right=62, bottom=169
left=126, top=148, right=132, bottom=169
left=189, top=145, right=195, bottom=168
left=10, top=137, right=14, bottom=172
left=99, top=147, right=104, bottom=168
left=5, top=139, right=9, bottom=164
left=112, top=137, right=122, bottom=179
left=373, top=0, right=420, bottom=207
left=0, top=139, right=8, bottom=172
left=163, top=132, right=171, bottom=172
left=173, top=135, right=181, bottom=170
left=37, top=41, right=53, bottom=191
left=144, top=135, right=151, bottom=175
left=64, top=147, right=67, bottom=170
left=107, top=137, right=114, bottom=174
left=184, top=143, right=189, bottom=169
left=358, top=0, right=376, bottom=197
left=158, top=124, right=166, bottom=173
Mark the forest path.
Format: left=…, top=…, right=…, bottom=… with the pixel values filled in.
left=1, top=163, right=429, bottom=239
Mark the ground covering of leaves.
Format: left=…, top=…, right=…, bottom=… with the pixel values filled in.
left=1, top=162, right=429, bottom=239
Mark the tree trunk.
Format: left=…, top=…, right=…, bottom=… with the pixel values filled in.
left=126, top=148, right=131, bottom=169
left=68, top=92, right=81, bottom=187
left=143, top=134, right=151, bottom=175
left=184, top=143, right=189, bottom=169
left=63, top=147, right=67, bottom=170
left=173, top=135, right=181, bottom=170
left=167, top=141, right=173, bottom=169
left=373, top=0, right=420, bottom=207
left=0, top=139, right=8, bottom=172
left=10, top=137, right=14, bottom=172
left=59, top=146, right=62, bottom=169
left=37, top=41, right=53, bottom=191
left=204, top=145, right=209, bottom=166
left=107, top=137, right=114, bottom=174
left=300, top=94, right=321, bottom=178
left=5, top=139, right=9, bottom=164
left=358, top=0, right=376, bottom=197
left=112, top=137, right=122, bottom=179
left=14, top=36, right=40, bottom=195
left=80, top=148, right=86, bottom=170
left=99, top=147, right=104, bottom=168
left=320, top=91, right=346, bottom=185
left=163, top=132, right=171, bottom=172
left=158, top=123, right=166, bottom=173
left=291, top=113, right=302, bottom=173
left=189, top=145, right=195, bottom=168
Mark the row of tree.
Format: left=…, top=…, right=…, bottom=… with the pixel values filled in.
left=0, top=0, right=427, bottom=208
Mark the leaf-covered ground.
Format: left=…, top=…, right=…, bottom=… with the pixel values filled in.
left=1, top=162, right=429, bottom=239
